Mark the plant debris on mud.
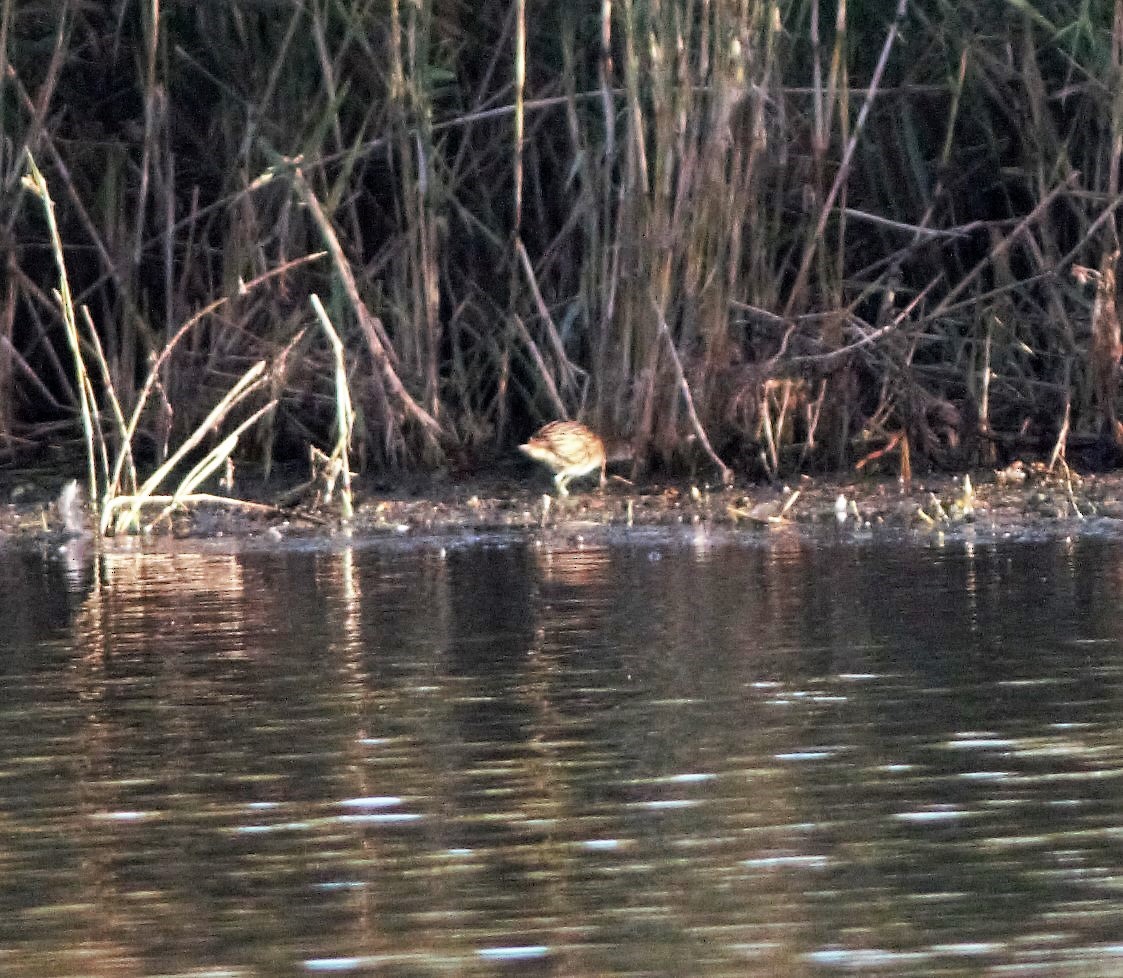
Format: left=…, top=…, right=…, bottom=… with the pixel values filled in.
left=5, top=460, right=1123, bottom=550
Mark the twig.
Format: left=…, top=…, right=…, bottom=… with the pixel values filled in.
left=515, top=238, right=583, bottom=394
left=289, top=162, right=444, bottom=446
left=650, top=296, right=733, bottom=485
left=510, top=312, right=569, bottom=421
left=1058, top=456, right=1084, bottom=520
left=1048, top=379, right=1071, bottom=474
left=783, top=0, right=911, bottom=319
left=927, top=172, right=1080, bottom=320
left=101, top=492, right=331, bottom=528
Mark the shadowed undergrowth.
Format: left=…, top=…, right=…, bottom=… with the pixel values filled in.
left=4, top=0, right=1123, bottom=515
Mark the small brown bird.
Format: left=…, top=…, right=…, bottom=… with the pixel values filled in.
left=519, top=420, right=607, bottom=496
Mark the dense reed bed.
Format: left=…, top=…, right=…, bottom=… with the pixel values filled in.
left=3, top=0, right=1123, bottom=514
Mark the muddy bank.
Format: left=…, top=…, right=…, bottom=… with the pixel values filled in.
left=4, top=460, right=1123, bottom=551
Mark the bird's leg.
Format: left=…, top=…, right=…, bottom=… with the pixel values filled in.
left=599, top=458, right=607, bottom=489
left=555, top=473, right=570, bottom=496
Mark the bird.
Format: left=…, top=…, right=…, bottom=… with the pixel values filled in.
left=519, top=420, right=607, bottom=496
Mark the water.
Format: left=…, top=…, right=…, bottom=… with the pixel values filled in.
left=4, top=531, right=1123, bottom=977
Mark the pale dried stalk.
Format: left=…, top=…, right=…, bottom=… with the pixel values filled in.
left=145, top=399, right=277, bottom=530
left=101, top=492, right=281, bottom=526
left=310, top=293, right=355, bottom=520
left=105, top=251, right=326, bottom=504
left=22, top=154, right=99, bottom=504
left=104, top=359, right=269, bottom=533
left=79, top=305, right=128, bottom=490
left=514, top=0, right=526, bottom=234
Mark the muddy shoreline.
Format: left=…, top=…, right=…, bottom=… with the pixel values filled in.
left=5, top=461, right=1123, bottom=552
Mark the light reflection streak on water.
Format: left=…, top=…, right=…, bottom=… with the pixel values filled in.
left=1, top=537, right=1123, bottom=975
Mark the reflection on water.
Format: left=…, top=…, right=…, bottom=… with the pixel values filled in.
left=4, top=533, right=1123, bottom=976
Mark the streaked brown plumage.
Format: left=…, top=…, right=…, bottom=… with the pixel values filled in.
left=519, top=420, right=607, bottom=496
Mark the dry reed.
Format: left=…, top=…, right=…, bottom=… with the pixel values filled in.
left=4, top=1, right=1123, bottom=487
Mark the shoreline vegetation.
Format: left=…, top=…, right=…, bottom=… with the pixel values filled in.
left=3, top=461, right=1123, bottom=550
left=5, top=2, right=1123, bottom=535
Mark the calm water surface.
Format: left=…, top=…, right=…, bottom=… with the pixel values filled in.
left=3, top=531, right=1123, bottom=977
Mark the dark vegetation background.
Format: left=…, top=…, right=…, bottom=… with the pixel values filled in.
left=3, top=0, right=1122, bottom=484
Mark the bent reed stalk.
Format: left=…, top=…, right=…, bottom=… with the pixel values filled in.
left=22, top=156, right=101, bottom=505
